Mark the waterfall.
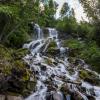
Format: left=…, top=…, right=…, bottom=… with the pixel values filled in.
left=24, top=24, right=100, bottom=100
left=48, top=28, right=58, bottom=39
left=34, top=24, right=43, bottom=40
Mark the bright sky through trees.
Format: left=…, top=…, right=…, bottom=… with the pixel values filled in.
left=54, top=0, right=88, bottom=22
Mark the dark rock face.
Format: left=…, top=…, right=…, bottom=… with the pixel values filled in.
left=58, top=31, right=73, bottom=40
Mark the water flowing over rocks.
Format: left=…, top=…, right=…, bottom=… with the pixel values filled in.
left=23, top=24, right=100, bottom=100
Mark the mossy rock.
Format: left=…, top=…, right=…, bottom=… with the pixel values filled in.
left=79, top=70, right=100, bottom=85
left=48, top=41, right=57, bottom=48
left=45, top=58, right=53, bottom=65
left=47, top=47, right=60, bottom=56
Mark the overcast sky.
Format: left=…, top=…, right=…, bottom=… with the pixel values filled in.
left=54, top=0, right=88, bottom=22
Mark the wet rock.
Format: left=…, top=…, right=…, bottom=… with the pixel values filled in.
left=42, top=28, right=49, bottom=38
left=87, top=95, right=95, bottom=100
left=60, top=84, right=69, bottom=95
left=47, top=85, right=56, bottom=92
left=40, top=65, right=47, bottom=71
left=74, top=92, right=83, bottom=100
left=7, top=95, right=23, bottom=100
left=79, top=70, right=100, bottom=85
left=45, top=58, right=53, bottom=65
left=68, top=48, right=79, bottom=57
left=46, top=93, right=54, bottom=100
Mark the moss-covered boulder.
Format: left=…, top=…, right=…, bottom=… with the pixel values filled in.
left=46, top=40, right=60, bottom=56
left=79, top=70, right=100, bottom=85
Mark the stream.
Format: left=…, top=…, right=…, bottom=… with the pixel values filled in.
left=23, top=24, right=100, bottom=100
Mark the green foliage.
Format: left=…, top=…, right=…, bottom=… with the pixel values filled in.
left=64, top=39, right=100, bottom=73
left=63, top=39, right=85, bottom=49
left=56, top=16, right=95, bottom=41
left=38, top=0, right=57, bottom=27
left=80, top=0, right=100, bottom=46
left=7, top=27, right=30, bottom=48
left=0, top=0, right=57, bottom=48
left=78, top=22, right=95, bottom=39
left=60, top=2, right=69, bottom=17
left=56, top=17, right=78, bottom=34
left=79, top=42, right=100, bottom=72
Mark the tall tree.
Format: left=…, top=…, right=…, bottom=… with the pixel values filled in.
left=60, top=2, right=70, bottom=17
left=80, top=0, right=100, bottom=46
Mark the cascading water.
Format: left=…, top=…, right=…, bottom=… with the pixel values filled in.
left=24, top=24, right=100, bottom=100
left=34, top=24, right=43, bottom=40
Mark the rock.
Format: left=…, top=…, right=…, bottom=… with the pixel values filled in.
left=47, top=47, right=60, bottom=56
left=0, top=95, right=5, bottom=100
left=87, top=95, right=95, bottom=100
left=45, top=58, right=53, bottom=65
left=40, top=65, right=47, bottom=71
left=7, top=95, right=23, bottom=100
left=74, top=92, right=83, bottom=100
left=60, top=83, right=69, bottom=95
left=12, top=48, right=29, bottom=60
left=47, top=85, right=56, bottom=92
left=79, top=70, right=100, bottom=85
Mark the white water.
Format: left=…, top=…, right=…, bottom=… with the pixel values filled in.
left=24, top=24, right=100, bottom=100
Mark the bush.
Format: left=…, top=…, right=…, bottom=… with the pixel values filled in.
left=7, top=27, right=30, bottom=48
left=63, top=39, right=85, bottom=49
left=56, top=17, right=78, bottom=34
left=63, top=39, right=100, bottom=73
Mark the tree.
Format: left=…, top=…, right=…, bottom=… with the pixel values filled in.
left=60, top=2, right=70, bottom=17
left=79, top=0, right=100, bottom=46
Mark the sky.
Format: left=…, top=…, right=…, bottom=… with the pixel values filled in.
left=54, top=0, right=88, bottom=22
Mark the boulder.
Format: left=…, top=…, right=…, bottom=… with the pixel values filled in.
left=7, top=95, right=23, bottom=100
left=60, top=83, right=69, bottom=95
left=79, top=70, right=100, bottom=85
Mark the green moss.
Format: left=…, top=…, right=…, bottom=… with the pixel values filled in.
left=63, top=39, right=100, bottom=73
left=79, top=70, right=90, bottom=80
left=48, top=41, right=57, bottom=48
left=79, top=70, right=100, bottom=85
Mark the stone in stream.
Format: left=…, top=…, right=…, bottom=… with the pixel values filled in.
left=60, top=83, right=70, bottom=95
left=73, top=92, right=83, bottom=100
left=40, top=65, right=47, bottom=71
left=87, top=95, right=95, bottom=100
